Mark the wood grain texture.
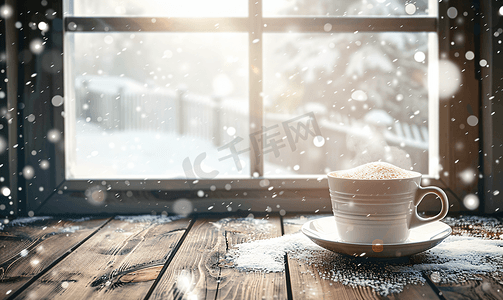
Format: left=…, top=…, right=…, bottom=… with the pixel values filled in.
left=150, top=216, right=287, bottom=300
left=14, top=217, right=190, bottom=300
left=283, top=214, right=441, bottom=300
left=215, top=216, right=286, bottom=300
left=148, top=218, right=226, bottom=300
left=0, top=217, right=109, bottom=297
left=435, top=275, right=503, bottom=300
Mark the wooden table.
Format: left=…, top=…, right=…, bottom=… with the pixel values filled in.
left=0, top=213, right=502, bottom=300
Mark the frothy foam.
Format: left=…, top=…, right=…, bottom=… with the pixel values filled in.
left=331, top=162, right=415, bottom=180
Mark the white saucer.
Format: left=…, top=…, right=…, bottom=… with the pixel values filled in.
left=301, top=216, right=451, bottom=258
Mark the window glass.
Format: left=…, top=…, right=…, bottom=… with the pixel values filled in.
left=66, top=33, right=249, bottom=179
left=263, top=0, right=429, bottom=17
left=67, top=0, right=248, bottom=17
left=263, top=32, right=430, bottom=175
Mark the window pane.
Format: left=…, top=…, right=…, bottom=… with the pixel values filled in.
left=66, top=0, right=247, bottom=17
left=264, top=0, right=429, bottom=17
left=66, top=33, right=249, bottom=179
left=263, top=32, right=430, bottom=175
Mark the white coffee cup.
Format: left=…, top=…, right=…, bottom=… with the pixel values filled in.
left=328, top=170, right=449, bottom=244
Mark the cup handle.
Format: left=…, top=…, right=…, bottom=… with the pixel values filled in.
left=409, top=186, right=449, bottom=229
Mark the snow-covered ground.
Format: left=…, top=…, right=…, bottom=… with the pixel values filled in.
left=70, top=121, right=292, bottom=179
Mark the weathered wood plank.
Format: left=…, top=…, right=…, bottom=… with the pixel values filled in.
left=429, top=216, right=503, bottom=300
left=434, top=275, right=503, bottom=300
left=149, top=217, right=225, bottom=300
left=14, top=217, right=190, bottom=300
left=1, top=218, right=58, bottom=271
left=0, top=217, right=109, bottom=297
left=283, top=214, right=441, bottom=300
left=150, top=215, right=287, bottom=300
left=216, top=216, right=286, bottom=300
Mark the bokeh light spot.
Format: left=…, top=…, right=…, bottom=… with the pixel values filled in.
left=259, top=179, right=270, bottom=187
left=405, top=4, right=416, bottom=15
left=0, top=5, right=13, bottom=19
left=85, top=186, right=106, bottom=206
left=459, top=168, right=475, bottom=185
left=38, top=22, right=49, bottom=32
left=463, top=194, right=479, bottom=210
left=51, top=95, right=64, bottom=107
left=47, top=129, right=61, bottom=143
left=226, top=126, right=236, bottom=136
left=351, top=90, right=368, bottom=101
left=67, top=22, right=77, bottom=30
left=23, top=166, right=35, bottom=180
left=447, top=7, right=458, bottom=19
left=40, top=160, right=50, bottom=170
left=29, top=39, right=44, bottom=55
left=414, top=51, right=425, bottom=63
left=313, top=136, right=325, bottom=147
left=1, top=187, right=11, bottom=196
left=467, top=115, right=478, bottom=126
left=173, top=198, right=192, bottom=216
left=104, top=35, right=114, bottom=44
left=372, top=239, right=384, bottom=252
left=439, top=59, right=461, bottom=99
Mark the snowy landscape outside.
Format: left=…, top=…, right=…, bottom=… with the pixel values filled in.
left=65, top=0, right=432, bottom=179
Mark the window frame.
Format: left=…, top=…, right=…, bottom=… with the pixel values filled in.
left=3, top=0, right=485, bottom=216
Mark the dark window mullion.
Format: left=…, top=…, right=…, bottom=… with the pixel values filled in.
left=262, top=17, right=437, bottom=32
left=64, top=16, right=437, bottom=33
left=249, top=0, right=263, bottom=177
left=64, top=17, right=250, bottom=32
